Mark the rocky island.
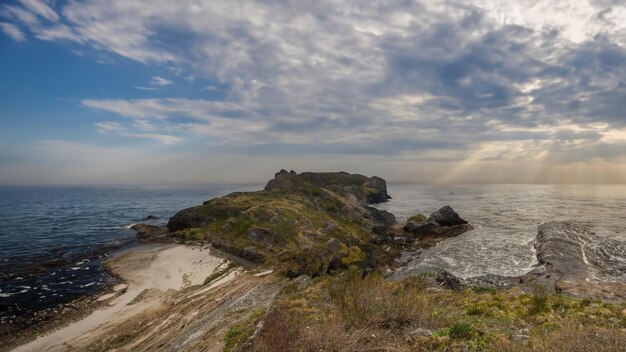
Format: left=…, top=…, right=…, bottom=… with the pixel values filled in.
left=8, top=171, right=626, bottom=352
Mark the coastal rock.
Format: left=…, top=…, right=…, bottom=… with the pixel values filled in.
left=403, top=206, right=472, bottom=247
left=365, top=206, right=397, bottom=226
left=131, top=223, right=169, bottom=243
left=264, top=170, right=391, bottom=205
left=427, top=205, right=468, bottom=227
left=520, top=221, right=626, bottom=300
left=403, top=221, right=439, bottom=235
left=435, top=271, right=464, bottom=290
left=144, top=215, right=159, bottom=220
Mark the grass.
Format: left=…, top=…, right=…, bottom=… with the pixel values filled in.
left=223, top=308, right=267, bottom=352
left=248, top=270, right=626, bottom=352
left=203, top=261, right=239, bottom=286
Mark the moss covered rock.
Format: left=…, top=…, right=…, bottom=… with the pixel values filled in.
left=165, top=170, right=398, bottom=276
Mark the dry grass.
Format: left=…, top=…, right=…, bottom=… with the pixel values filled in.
left=244, top=269, right=626, bottom=352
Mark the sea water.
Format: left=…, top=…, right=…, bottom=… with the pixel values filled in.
left=1, top=183, right=625, bottom=326
left=0, top=184, right=259, bottom=325
left=376, top=184, right=626, bottom=280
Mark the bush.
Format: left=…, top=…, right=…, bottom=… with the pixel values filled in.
left=449, top=321, right=476, bottom=338
left=529, top=285, right=550, bottom=315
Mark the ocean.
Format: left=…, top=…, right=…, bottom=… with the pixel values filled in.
left=377, top=184, right=626, bottom=281
left=0, top=184, right=260, bottom=326
left=1, top=183, right=626, bottom=327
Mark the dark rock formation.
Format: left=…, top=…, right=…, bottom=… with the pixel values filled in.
left=264, top=170, right=391, bottom=205
left=144, top=215, right=159, bottom=220
left=403, top=206, right=472, bottom=247
left=131, top=223, right=170, bottom=243
left=436, top=271, right=463, bottom=290
left=427, top=206, right=468, bottom=227
left=365, top=206, right=397, bottom=226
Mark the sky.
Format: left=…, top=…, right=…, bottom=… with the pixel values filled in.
left=1, top=0, right=626, bottom=185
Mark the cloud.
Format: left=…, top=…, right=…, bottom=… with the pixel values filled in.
left=150, top=76, right=173, bottom=86
left=3, top=0, right=626, bottom=182
left=19, top=0, right=58, bottom=22
left=0, top=22, right=25, bottom=41
left=94, top=121, right=181, bottom=144
left=95, top=121, right=125, bottom=133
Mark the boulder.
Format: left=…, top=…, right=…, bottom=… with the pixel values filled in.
left=403, top=221, right=439, bottom=235
left=427, top=205, right=468, bottom=227
left=403, top=206, right=472, bottom=246
left=365, top=207, right=397, bottom=226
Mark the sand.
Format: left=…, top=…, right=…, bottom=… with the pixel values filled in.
left=12, top=244, right=226, bottom=352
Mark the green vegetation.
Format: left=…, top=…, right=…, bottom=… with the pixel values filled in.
left=248, top=269, right=626, bottom=351
left=408, top=213, right=427, bottom=223
left=163, top=172, right=625, bottom=351
left=223, top=308, right=267, bottom=352
left=169, top=176, right=385, bottom=277
left=203, top=261, right=239, bottom=286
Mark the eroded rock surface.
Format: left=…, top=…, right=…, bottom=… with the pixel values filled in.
left=520, top=221, right=626, bottom=300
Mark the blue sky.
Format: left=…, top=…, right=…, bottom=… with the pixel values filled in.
left=1, top=0, right=626, bottom=184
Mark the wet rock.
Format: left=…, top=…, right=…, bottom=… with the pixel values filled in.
left=520, top=221, right=626, bottom=300
left=403, top=221, right=439, bottom=235
left=130, top=224, right=170, bottom=243
left=403, top=206, right=472, bottom=247
left=427, top=205, right=468, bottom=227
left=144, top=215, right=159, bottom=220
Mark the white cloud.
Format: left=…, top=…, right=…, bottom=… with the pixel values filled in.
left=150, top=76, right=173, bottom=86
left=94, top=121, right=180, bottom=144
left=94, top=121, right=125, bottom=133
left=3, top=0, right=626, bottom=183
left=19, top=0, right=58, bottom=22
left=0, top=22, right=25, bottom=41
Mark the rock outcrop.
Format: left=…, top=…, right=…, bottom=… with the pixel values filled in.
left=520, top=221, right=626, bottom=300
left=264, top=170, right=391, bottom=205
left=163, top=170, right=399, bottom=277
left=403, top=206, right=473, bottom=247
left=131, top=223, right=170, bottom=243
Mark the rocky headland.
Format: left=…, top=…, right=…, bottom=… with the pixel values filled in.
left=9, top=171, right=626, bottom=352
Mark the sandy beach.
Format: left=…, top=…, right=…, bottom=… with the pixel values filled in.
left=12, top=244, right=227, bottom=352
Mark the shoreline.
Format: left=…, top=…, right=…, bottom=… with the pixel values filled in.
left=8, top=243, right=228, bottom=352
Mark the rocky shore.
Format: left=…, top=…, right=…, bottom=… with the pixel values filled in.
left=9, top=170, right=626, bottom=351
